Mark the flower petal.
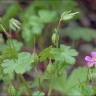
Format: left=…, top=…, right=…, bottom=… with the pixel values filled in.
left=91, top=51, right=96, bottom=57
left=94, top=62, right=96, bottom=65
left=87, top=62, right=94, bottom=67
left=85, top=56, right=92, bottom=62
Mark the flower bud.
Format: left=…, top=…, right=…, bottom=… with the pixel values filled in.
left=46, top=64, right=55, bottom=73
left=8, top=84, right=17, bottom=96
left=52, top=32, right=59, bottom=45
left=9, top=18, right=21, bottom=31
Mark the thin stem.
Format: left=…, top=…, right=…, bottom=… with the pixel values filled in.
left=33, top=36, right=36, bottom=53
left=47, top=59, right=52, bottom=96
left=87, top=68, right=91, bottom=82
left=35, top=67, right=41, bottom=91
left=0, top=24, right=11, bottom=38
left=54, top=17, right=62, bottom=48
left=18, top=74, right=32, bottom=96
left=48, top=85, right=52, bottom=96
left=56, top=18, right=62, bottom=33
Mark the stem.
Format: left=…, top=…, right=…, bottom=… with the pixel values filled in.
left=18, top=74, right=32, bottom=96
left=0, top=24, right=11, bottom=38
left=48, top=85, right=52, bottom=96
left=56, top=18, right=62, bottom=33
left=35, top=67, right=41, bottom=91
left=0, top=24, right=15, bottom=49
left=47, top=59, right=53, bottom=96
left=54, top=17, right=62, bottom=48
left=87, top=68, right=91, bottom=82
left=33, top=36, right=36, bottom=52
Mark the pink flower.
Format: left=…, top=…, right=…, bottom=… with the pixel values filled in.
left=85, top=51, right=96, bottom=67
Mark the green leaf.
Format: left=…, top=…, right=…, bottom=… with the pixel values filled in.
left=29, top=15, right=44, bottom=35
left=39, top=46, right=52, bottom=61
left=3, top=72, right=14, bottom=83
left=12, top=40, right=23, bottom=52
left=51, top=45, right=78, bottom=64
left=32, top=24, right=44, bottom=35
left=50, top=74, right=67, bottom=93
left=38, top=10, right=57, bottom=23
left=15, top=52, right=33, bottom=74
left=49, top=67, right=88, bottom=95
left=33, top=91, right=45, bottom=96
left=39, top=45, right=78, bottom=64
left=0, top=44, right=7, bottom=52
left=2, top=52, right=33, bottom=74
left=21, top=15, right=44, bottom=44
left=7, top=39, right=23, bottom=52
left=62, top=26, right=96, bottom=41
left=22, top=28, right=33, bottom=44
left=2, top=59, right=16, bottom=74
left=80, top=85, right=94, bottom=96
left=65, top=67, right=88, bottom=94
left=2, top=47, right=18, bottom=60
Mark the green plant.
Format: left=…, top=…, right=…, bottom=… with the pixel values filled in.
left=62, top=25, right=96, bottom=42
left=20, top=0, right=80, bottom=46
left=0, top=11, right=79, bottom=96
left=0, top=1, right=96, bottom=96
left=0, top=3, right=21, bottom=31
left=21, top=9, right=57, bottom=45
